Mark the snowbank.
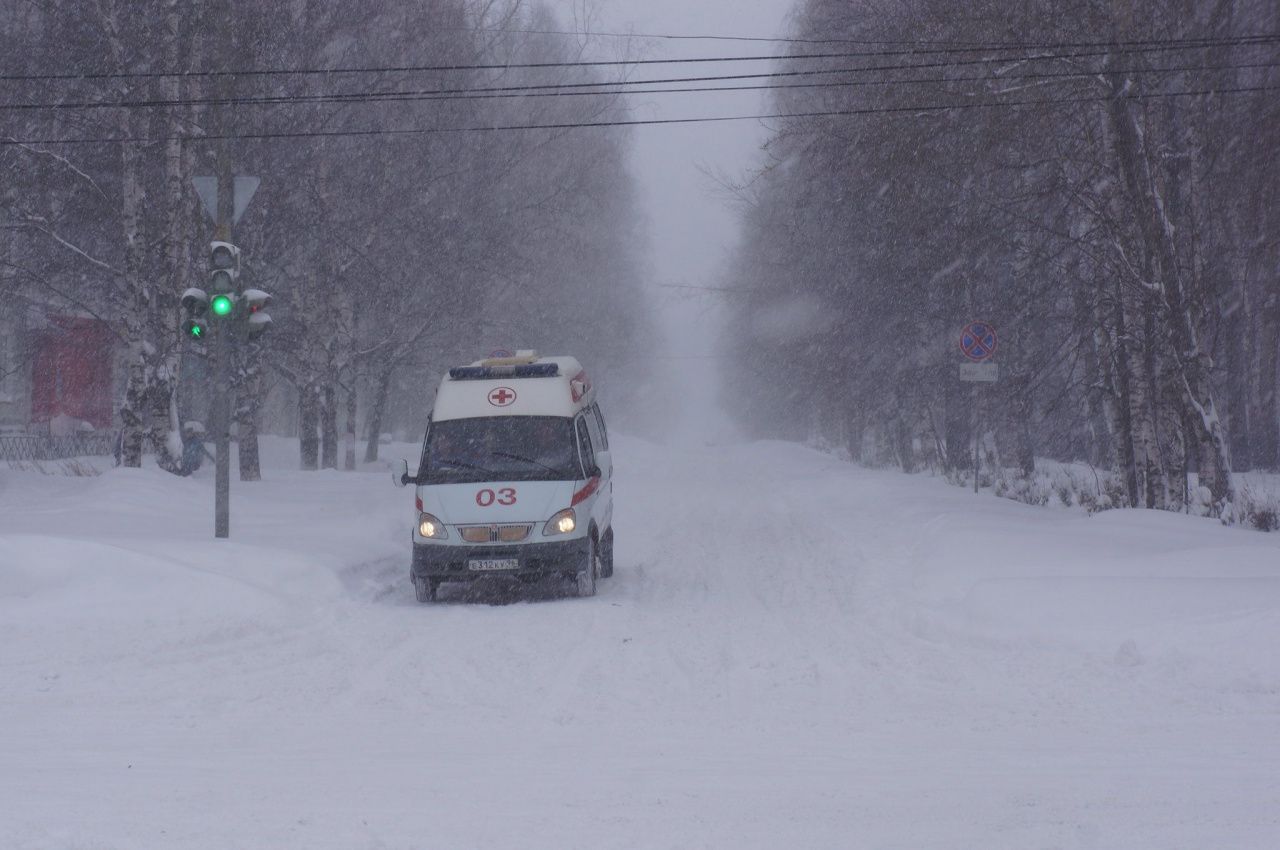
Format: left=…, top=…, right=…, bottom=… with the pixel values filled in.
left=2, top=435, right=1278, bottom=848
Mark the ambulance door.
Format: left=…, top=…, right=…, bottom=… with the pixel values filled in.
left=579, top=407, right=612, bottom=534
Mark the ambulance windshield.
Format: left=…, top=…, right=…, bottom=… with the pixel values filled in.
left=421, top=416, right=579, bottom=484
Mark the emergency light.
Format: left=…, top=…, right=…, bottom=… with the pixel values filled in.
left=449, top=363, right=560, bottom=380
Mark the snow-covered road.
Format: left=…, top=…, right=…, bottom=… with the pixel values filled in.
left=3, top=436, right=1279, bottom=848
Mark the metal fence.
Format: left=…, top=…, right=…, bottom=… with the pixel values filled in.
left=0, top=433, right=116, bottom=462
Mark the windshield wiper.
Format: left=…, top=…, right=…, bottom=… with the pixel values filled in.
left=490, top=450, right=568, bottom=477
left=433, top=457, right=498, bottom=477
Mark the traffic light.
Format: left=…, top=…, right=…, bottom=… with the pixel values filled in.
left=210, top=292, right=236, bottom=317
left=180, top=287, right=209, bottom=340
left=208, top=240, right=240, bottom=317
left=210, top=240, right=240, bottom=277
left=241, top=288, right=273, bottom=339
left=198, top=240, right=273, bottom=340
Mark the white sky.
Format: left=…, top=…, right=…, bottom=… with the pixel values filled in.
left=552, top=0, right=794, bottom=439
left=553, top=0, right=793, bottom=285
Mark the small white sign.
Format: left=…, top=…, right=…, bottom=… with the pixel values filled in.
left=233, top=177, right=260, bottom=224
left=192, top=175, right=260, bottom=224
left=192, top=176, right=218, bottom=221
left=959, top=362, right=999, bottom=383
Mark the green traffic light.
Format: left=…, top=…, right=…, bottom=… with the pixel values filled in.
left=190, top=325, right=203, bottom=338
left=210, top=294, right=234, bottom=317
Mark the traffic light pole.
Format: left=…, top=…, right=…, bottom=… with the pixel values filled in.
left=214, top=143, right=234, bottom=539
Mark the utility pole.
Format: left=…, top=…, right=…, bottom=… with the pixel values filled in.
left=189, top=46, right=267, bottom=538
left=957, top=320, right=999, bottom=495
left=973, top=385, right=980, bottom=494
left=214, top=142, right=234, bottom=539
left=188, top=168, right=267, bottom=539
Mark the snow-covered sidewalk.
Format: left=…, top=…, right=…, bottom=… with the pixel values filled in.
left=2, top=436, right=1278, bottom=848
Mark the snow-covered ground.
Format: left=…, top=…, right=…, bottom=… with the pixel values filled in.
left=2, top=434, right=1279, bottom=849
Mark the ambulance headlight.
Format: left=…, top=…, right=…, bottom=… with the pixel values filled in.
left=418, top=513, right=448, bottom=539
left=543, top=508, right=576, bottom=536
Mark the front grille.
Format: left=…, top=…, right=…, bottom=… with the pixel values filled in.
left=457, top=524, right=532, bottom=544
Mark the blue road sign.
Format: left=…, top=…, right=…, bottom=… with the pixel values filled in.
left=960, top=322, right=998, bottom=362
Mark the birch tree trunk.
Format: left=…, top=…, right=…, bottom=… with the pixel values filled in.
left=236, top=343, right=264, bottom=482
left=1222, top=275, right=1253, bottom=470
left=117, top=127, right=148, bottom=467
left=299, top=384, right=319, bottom=471
left=107, top=0, right=184, bottom=474
left=1257, top=304, right=1280, bottom=470
left=147, top=383, right=181, bottom=474
left=234, top=360, right=265, bottom=476
left=321, top=382, right=338, bottom=469
left=120, top=355, right=146, bottom=467
left=1140, top=309, right=1169, bottom=511
left=1106, top=282, right=1141, bottom=507
left=236, top=389, right=262, bottom=481
left=344, top=379, right=357, bottom=471
left=363, top=365, right=394, bottom=463
left=1082, top=292, right=1115, bottom=470
left=942, top=379, right=972, bottom=476
left=1106, top=77, right=1232, bottom=507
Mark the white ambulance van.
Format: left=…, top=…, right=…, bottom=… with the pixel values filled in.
left=395, top=352, right=614, bottom=602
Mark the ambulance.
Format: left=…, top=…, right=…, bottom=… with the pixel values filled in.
left=395, top=352, right=614, bottom=602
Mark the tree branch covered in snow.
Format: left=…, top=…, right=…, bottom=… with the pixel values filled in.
left=722, top=0, right=1279, bottom=524
left=0, top=0, right=652, bottom=474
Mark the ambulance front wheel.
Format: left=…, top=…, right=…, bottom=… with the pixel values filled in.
left=600, top=528, right=614, bottom=578
left=576, top=535, right=598, bottom=597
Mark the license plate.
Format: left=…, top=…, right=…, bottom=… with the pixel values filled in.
left=468, top=558, right=519, bottom=572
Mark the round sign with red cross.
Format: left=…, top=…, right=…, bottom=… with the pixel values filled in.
left=488, top=386, right=517, bottom=407
left=959, top=321, right=998, bottom=362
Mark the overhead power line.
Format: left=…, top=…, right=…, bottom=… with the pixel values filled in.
left=475, top=27, right=1280, bottom=50
left=0, top=33, right=1275, bottom=82
left=2, top=82, right=1273, bottom=147
left=4, top=51, right=1277, bottom=113
left=3, top=59, right=1274, bottom=113
left=475, top=26, right=977, bottom=46
left=484, top=60, right=1280, bottom=103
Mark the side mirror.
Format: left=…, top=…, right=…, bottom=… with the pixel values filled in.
left=594, top=449, right=612, bottom=479
left=394, top=459, right=411, bottom=488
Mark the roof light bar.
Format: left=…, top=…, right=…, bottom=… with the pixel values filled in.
left=449, top=363, right=560, bottom=380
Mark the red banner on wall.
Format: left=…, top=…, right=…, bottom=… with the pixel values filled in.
left=30, top=317, right=114, bottom=430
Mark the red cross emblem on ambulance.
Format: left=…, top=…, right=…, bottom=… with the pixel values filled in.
left=488, top=386, right=517, bottom=407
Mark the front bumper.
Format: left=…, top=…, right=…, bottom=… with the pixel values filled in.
left=411, top=536, right=590, bottom=580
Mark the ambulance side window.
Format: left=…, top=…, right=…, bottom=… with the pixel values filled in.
left=590, top=403, right=609, bottom=450
left=416, top=416, right=432, bottom=480
left=575, top=415, right=596, bottom=477
left=584, top=404, right=605, bottom=454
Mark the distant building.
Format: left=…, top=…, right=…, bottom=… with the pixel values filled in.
left=0, top=295, right=122, bottom=436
